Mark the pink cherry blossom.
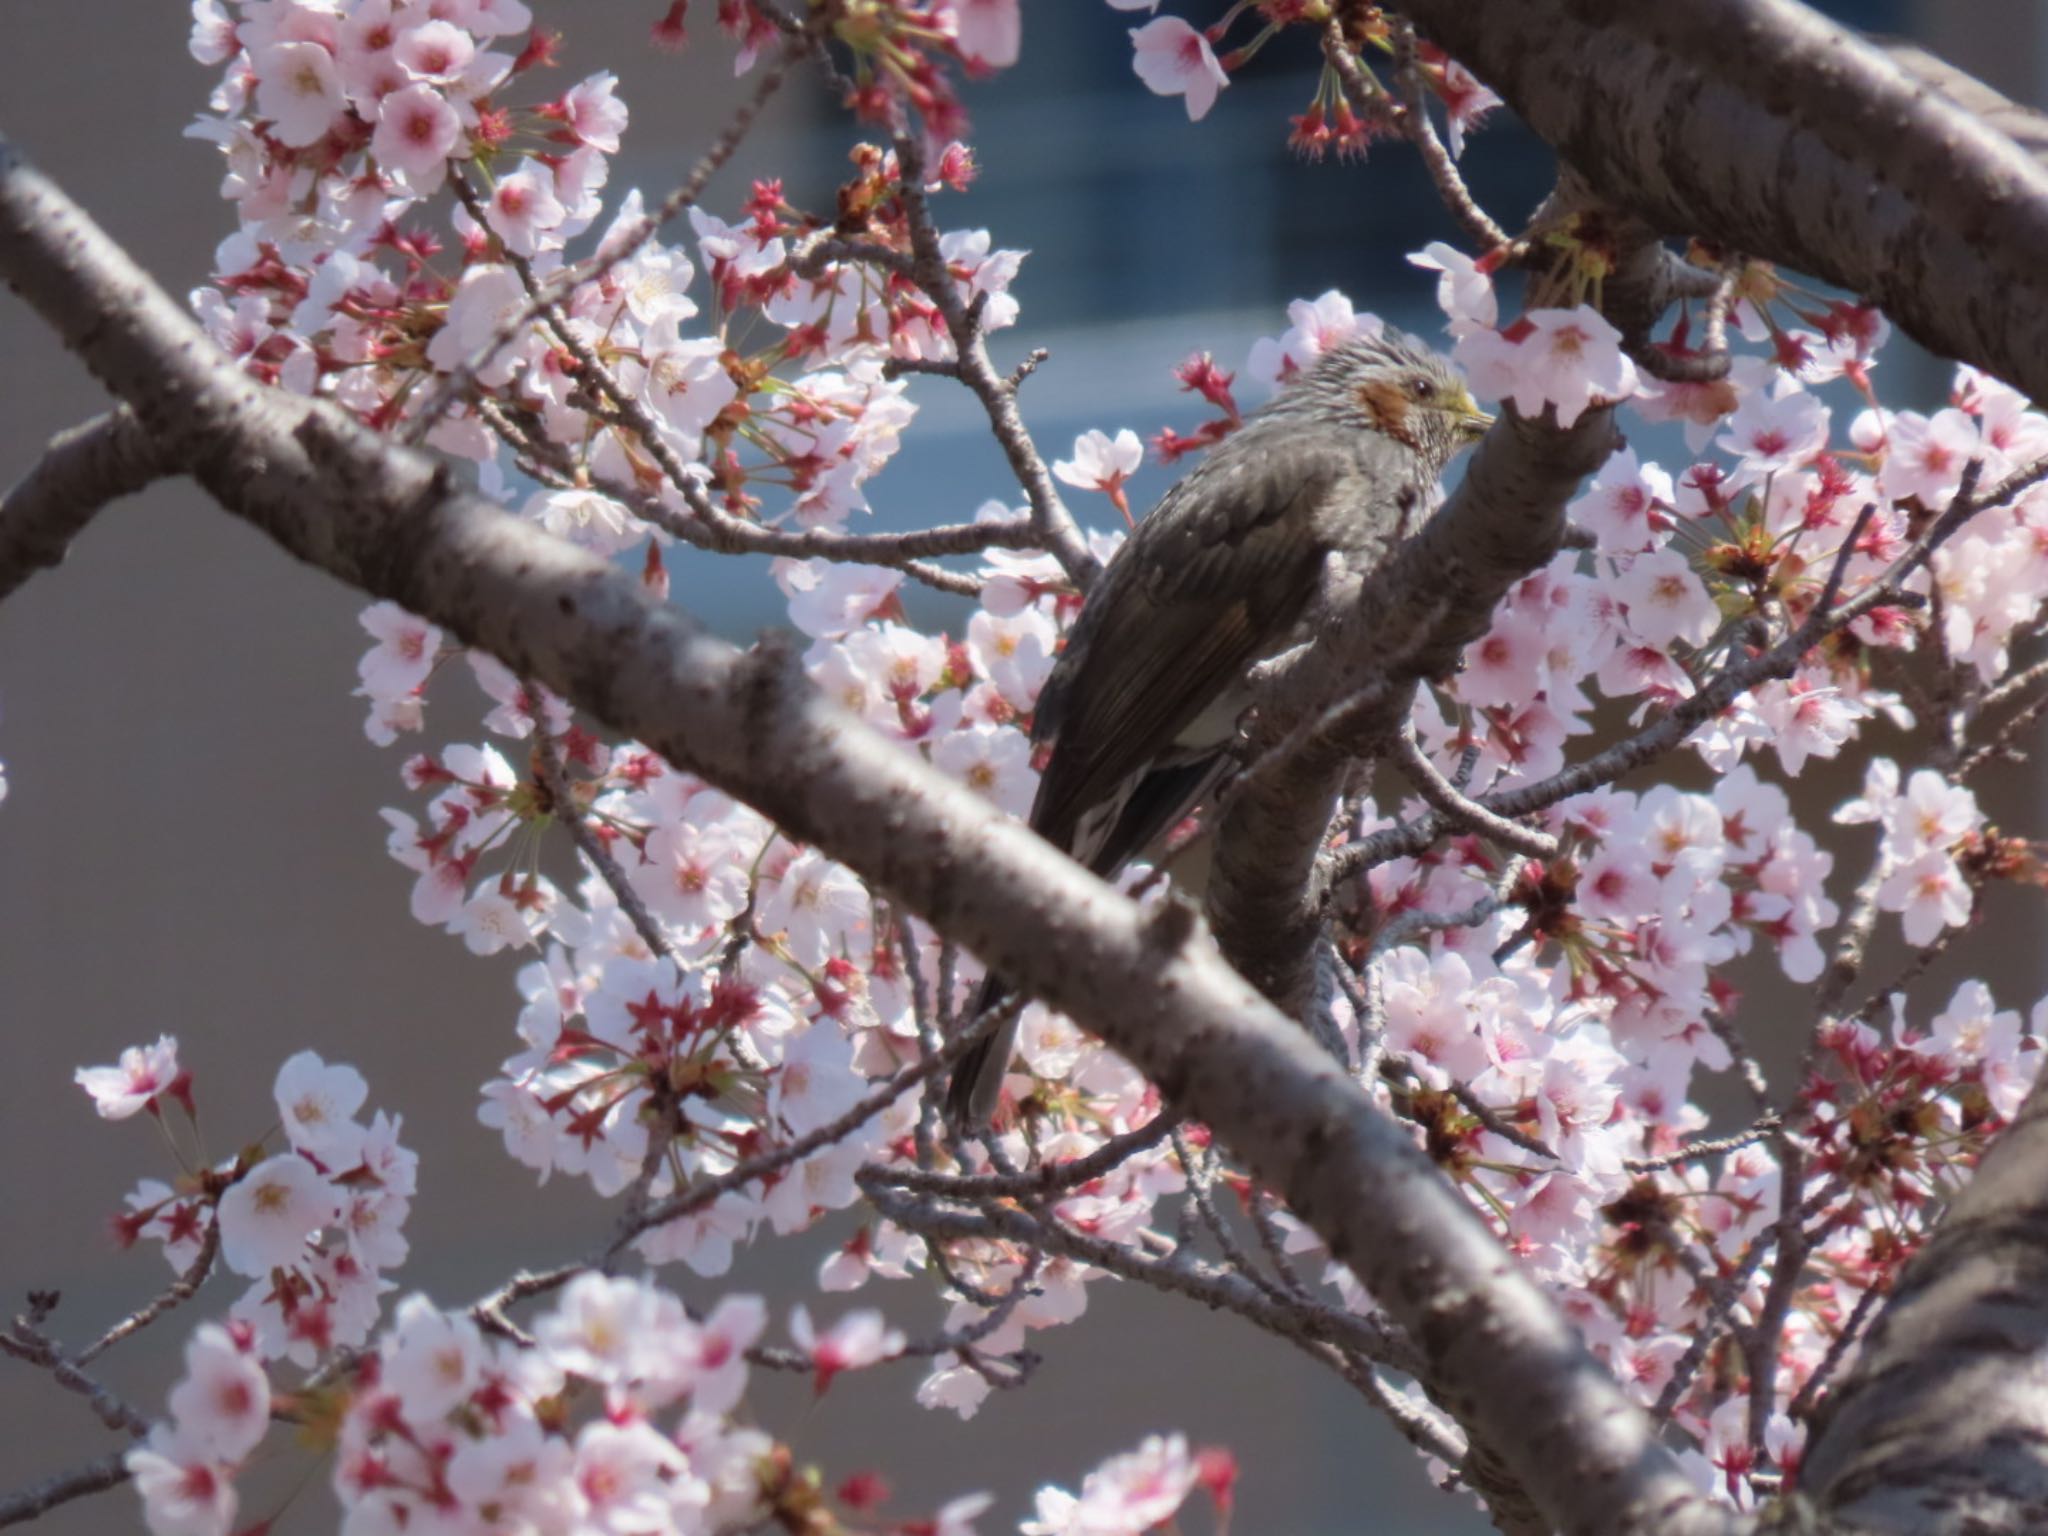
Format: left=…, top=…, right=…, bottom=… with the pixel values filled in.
left=274, top=1050, right=368, bottom=1161
left=165, top=1324, right=270, bottom=1462
left=789, top=1305, right=905, bottom=1392
left=1128, top=17, right=1229, bottom=122
left=252, top=41, right=346, bottom=147
left=1023, top=1433, right=1203, bottom=1536
left=393, top=18, right=475, bottom=82
left=1456, top=306, right=1638, bottom=428
left=381, top=1294, right=486, bottom=1417
left=560, top=70, right=629, bottom=151
left=1883, top=406, right=1979, bottom=506
left=75, top=1035, right=183, bottom=1120
left=371, top=83, right=463, bottom=179
left=424, top=263, right=528, bottom=384
left=1612, top=548, right=1719, bottom=649
left=1719, top=382, right=1829, bottom=479
left=1409, top=241, right=1498, bottom=337
left=1571, top=447, right=1674, bottom=554
left=127, top=1425, right=238, bottom=1536
left=1247, top=290, right=1378, bottom=388
left=1878, top=849, right=1973, bottom=945
left=691, top=1294, right=767, bottom=1416
left=485, top=166, right=566, bottom=256
left=1053, top=428, right=1144, bottom=514
left=951, top=0, right=1021, bottom=68
left=538, top=1273, right=699, bottom=1400
left=216, top=1153, right=343, bottom=1278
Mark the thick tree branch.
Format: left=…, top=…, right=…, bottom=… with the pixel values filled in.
left=1209, top=402, right=1616, bottom=1016
left=0, top=137, right=1737, bottom=1536
left=1801, top=1070, right=2048, bottom=1532
left=1397, top=0, right=2048, bottom=403
left=0, top=407, right=170, bottom=601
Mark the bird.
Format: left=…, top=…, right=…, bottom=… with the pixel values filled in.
left=947, top=327, right=1493, bottom=1128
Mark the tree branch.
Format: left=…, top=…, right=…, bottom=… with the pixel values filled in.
left=1209, top=400, right=1615, bottom=1017
left=1801, top=1069, right=2048, bottom=1530
left=0, top=1450, right=132, bottom=1530
left=1399, top=0, right=2048, bottom=403
left=0, top=407, right=170, bottom=601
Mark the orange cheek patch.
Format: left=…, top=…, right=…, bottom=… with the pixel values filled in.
left=1355, top=379, right=1418, bottom=450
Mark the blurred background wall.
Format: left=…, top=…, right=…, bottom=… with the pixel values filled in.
left=2, top=2, right=2039, bottom=1531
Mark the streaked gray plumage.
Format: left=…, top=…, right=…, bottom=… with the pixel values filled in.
left=949, top=329, right=1491, bottom=1127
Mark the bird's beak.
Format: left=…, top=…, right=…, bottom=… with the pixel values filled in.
left=1455, top=393, right=1495, bottom=443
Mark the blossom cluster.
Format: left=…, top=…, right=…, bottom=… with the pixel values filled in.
left=185, top=0, right=1027, bottom=759
left=329, top=1278, right=778, bottom=1536
left=1115, top=0, right=1501, bottom=160
left=78, top=1039, right=419, bottom=1368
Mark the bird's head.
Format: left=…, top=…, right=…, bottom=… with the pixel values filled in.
left=1288, top=329, right=1493, bottom=468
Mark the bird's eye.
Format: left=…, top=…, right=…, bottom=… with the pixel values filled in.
left=1409, top=375, right=1437, bottom=401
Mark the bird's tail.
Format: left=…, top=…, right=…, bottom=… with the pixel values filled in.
left=944, top=972, right=1021, bottom=1130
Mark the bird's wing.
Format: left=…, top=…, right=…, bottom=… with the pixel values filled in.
left=1026, top=430, right=1357, bottom=856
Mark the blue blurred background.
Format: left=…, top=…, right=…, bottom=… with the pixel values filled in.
left=6, top=2, right=2036, bottom=1533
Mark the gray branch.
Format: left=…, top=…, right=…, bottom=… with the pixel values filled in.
left=0, top=407, right=170, bottom=601
left=1400, top=0, right=2048, bottom=404
left=1800, top=1069, right=2048, bottom=1532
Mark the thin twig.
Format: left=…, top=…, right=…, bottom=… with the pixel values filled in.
left=869, top=1110, right=1180, bottom=1200
left=612, top=999, right=1016, bottom=1259
left=1383, top=20, right=1516, bottom=254
left=1786, top=1282, right=1884, bottom=1422
left=1391, top=726, right=1558, bottom=860
left=859, top=1180, right=1419, bottom=1376
left=1173, top=1127, right=1298, bottom=1308
left=1652, top=1230, right=1775, bottom=1423
left=76, top=1220, right=219, bottom=1365
left=889, top=128, right=1098, bottom=588
left=1744, top=1141, right=1809, bottom=1461
left=534, top=730, right=674, bottom=962
left=1, top=1322, right=152, bottom=1439
left=1624, top=1117, right=1780, bottom=1175
left=0, top=1450, right=133, bottom=1529
left=1368, top=856, right=1525, bottom=960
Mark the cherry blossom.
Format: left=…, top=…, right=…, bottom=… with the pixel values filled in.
left=1128, top=17, right=1229, bottom=122
left=1456, top=305, right=1639, bottom=427
left=251, top=41, right=346, bottom=147
left=216, top=1153, right=345, bottom=1277
left=790, top=1305, right=906, bottom=1392
left=75, top=1035, right=184, bottom=1120
left=164, top=1324, right=270, bottom=1462
left=1053, top=428, right=1144, bottom=520
left=126, top=1426, right=239, bottom=1536
left=950, top=0, right=1022, bottom=69
left=371, top=83, right=464, bottom=179
left=1612, top=547, right=1720, bottom=649
left=1408, top=241, right=1498, bottom=337
left=1022, top=1433, right=1204, bottom=1536
left=274, top=1050, right=369, bottom=1162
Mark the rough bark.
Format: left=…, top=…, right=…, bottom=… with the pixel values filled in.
left=1398, top=0, right=2048, bottom=403
left=1800, top=1071, right=2048, bottom=1534
left=0, top=408, right=168, bottom=600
